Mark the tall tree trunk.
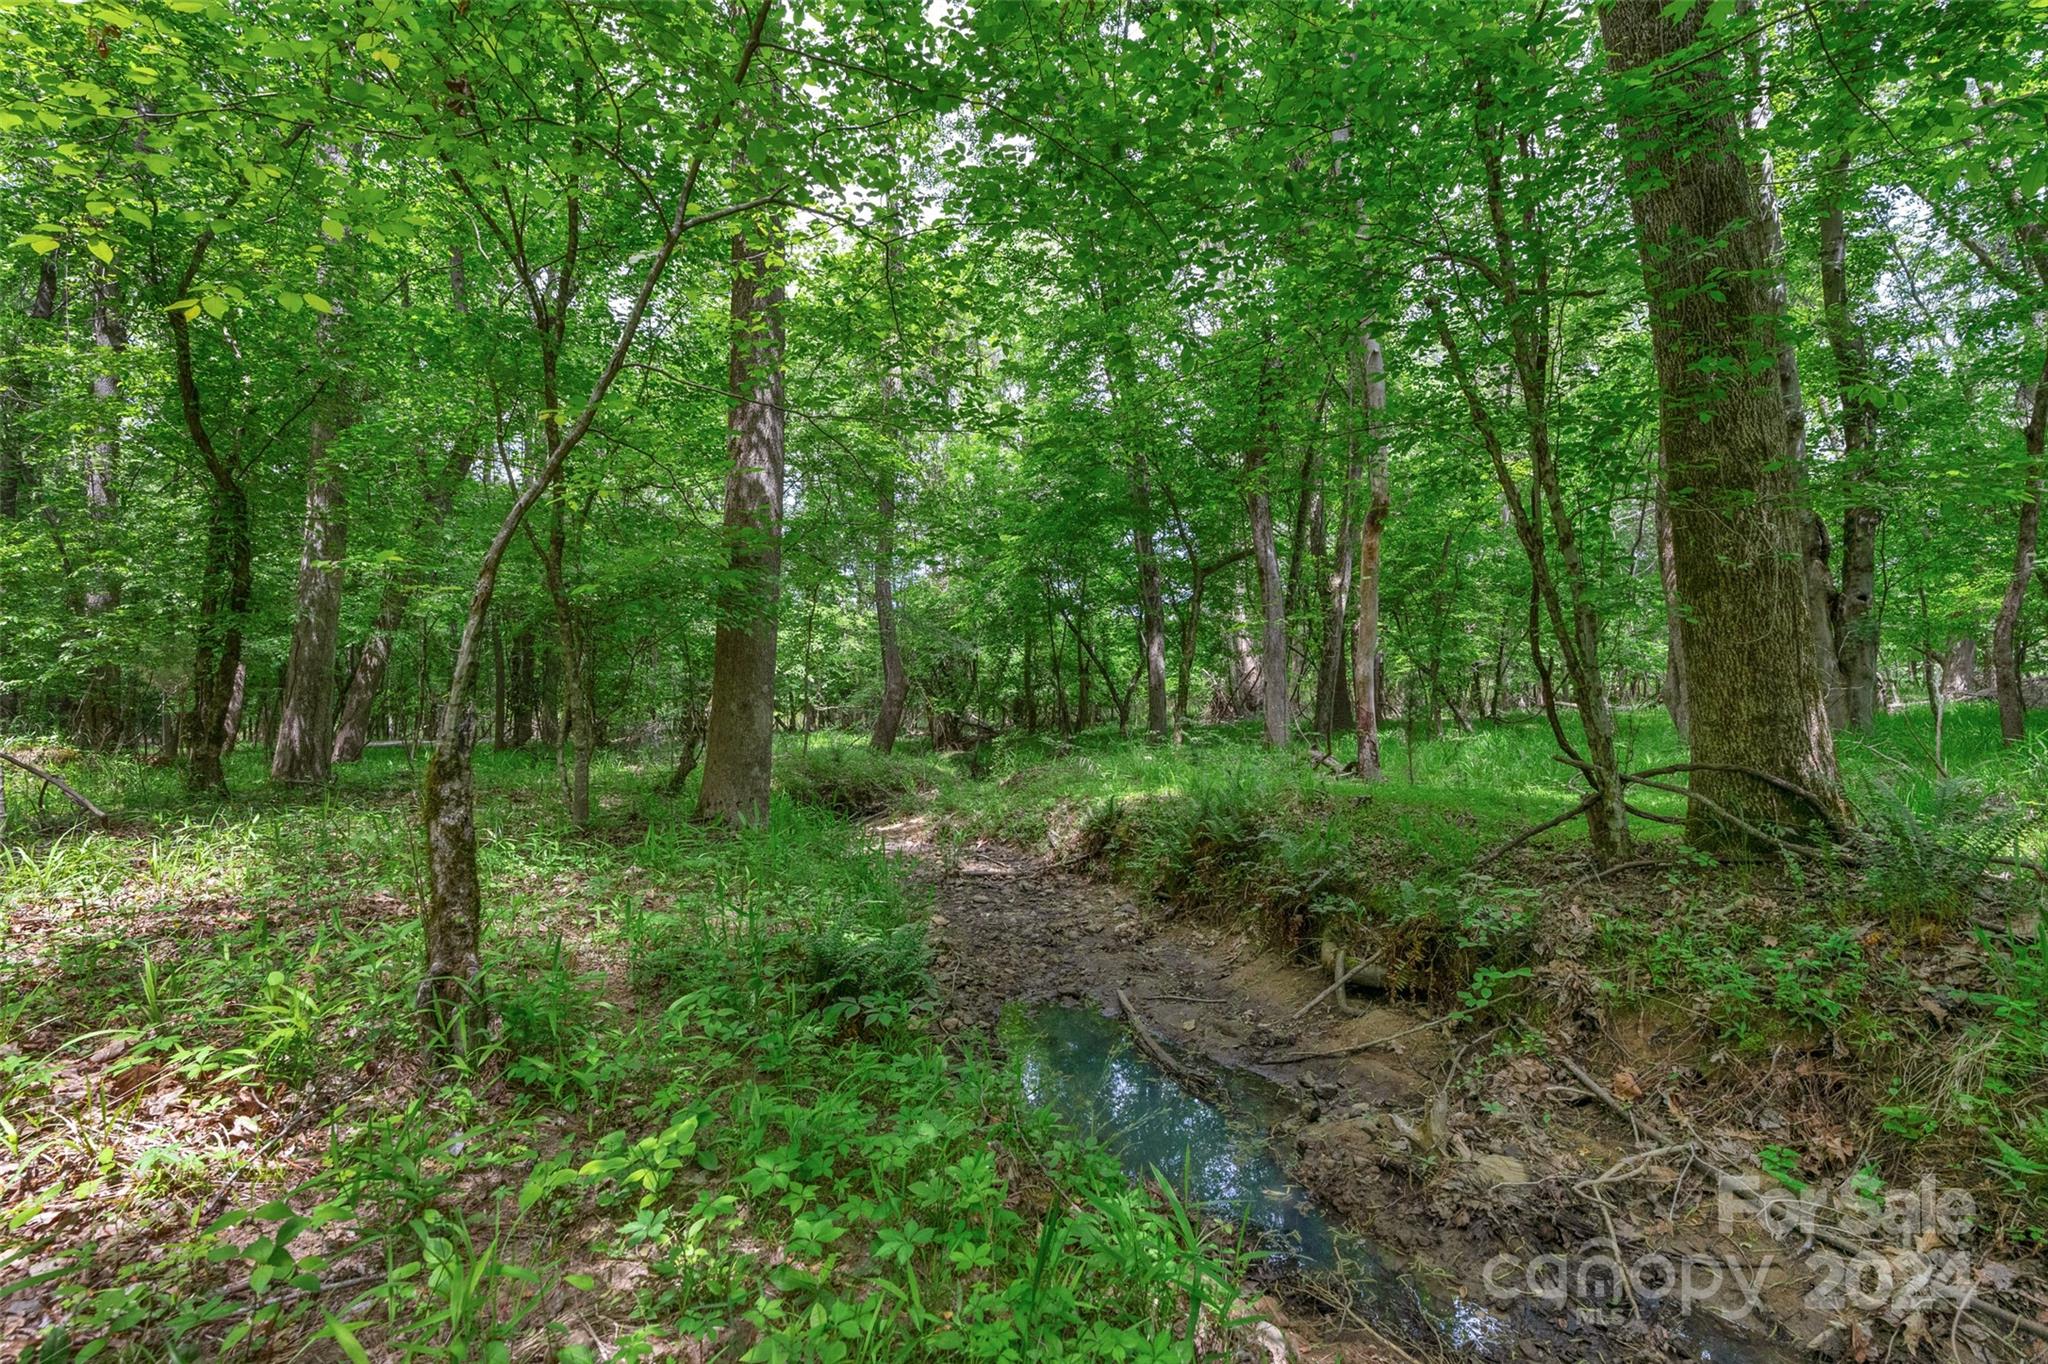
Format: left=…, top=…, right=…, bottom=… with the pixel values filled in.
left=530, top=486, right=595, bottom=825
left=186, top=476, right=253, bottom=794
left=696, top=215, right=786, bottom=824
left=1653, top=456, right=1690, bottom=742
left=1601, top=0, right=1847, bottom=842
left=1246, top=360, right=1289, bottom=747
left=1351, top=333, right=1390, bottom=779
left=1993, top=350, right=2048, bottom=744
left=1314, top=405, right=1357, bottom=747
left=75, top=265, right=126, bottom=749
left=1, top=258, right=57, bottom=522
left=1819, top=154, right=1884, bottom=731
left=1132, top=467, right=1171, bottom=740
left=871, top=462, right=908, bottom=751
left=491, top=616, right=507, bottom=750
left=271, top=378, right=353, bottom=784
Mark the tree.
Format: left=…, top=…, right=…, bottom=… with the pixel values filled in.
left=1601, top=0, right=1848, bottom=844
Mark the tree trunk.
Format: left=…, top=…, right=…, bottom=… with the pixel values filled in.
left=1132, top=469, right=1171, bottom=740
left=1993, top=350, right=2048, bottom=743
left=74, top=266, right=126, bottom=750
left=871, top=462, right=908, bottom=751
left=1819, top=154, right=1884, bottom=731
left=491, top=616, right=507, bottom=749
left=271, top=381, right=353, bottom=784
left=1653, top=459, right=1689, bottom=742
left=1, top=257, right=57, bottom=521
left=696, top=216, right=786, bottom=824
left=186, top=476, right=253, bottom=794
left=1601, top=0, right=1847, bottom=842
left=1315, top=388, right=1359, bottom=746
left=1351, top=334, right=1390, bottom=779
left=1246, top=362, right=1290, bottom=747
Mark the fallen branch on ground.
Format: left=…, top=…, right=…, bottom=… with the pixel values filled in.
left=1268, top=1009, right=1465, bottom=1063
left=1115, top=987, right=1223, bottom=1101
left=0, top=752, right=107, bottom=823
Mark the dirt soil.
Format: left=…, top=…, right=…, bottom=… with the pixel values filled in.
left=883, top=819, right=2048, bottom=1364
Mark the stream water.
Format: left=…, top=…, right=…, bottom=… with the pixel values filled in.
left=1007, top=1003, right=1802, bottom=1363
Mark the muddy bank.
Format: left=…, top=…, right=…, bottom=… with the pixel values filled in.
left=887, top=821, right=2038, bottom=1363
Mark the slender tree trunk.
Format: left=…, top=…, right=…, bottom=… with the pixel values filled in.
left=1246, top=360, right=1289, bottom=747
left=871, top=461, right=908, bottom=751
left=696, top=214, right=786, bottom=824
left=1132, top=468, right=1171, bottom=740
left=1819, top=155, right=1884, bottom=731
left=1602, top=0, right=1847, bottom=842
left=1315, top=396, right=1359, bottom=746
left=220, top=662, right=246, bottom=758
left=75, top=266, right=126, bottom=749
left=1653, top=459, right=1689, bottom=742
left=1993, top=350, right=2048, bottom=743
left=1351, top=334, right=1390, bottom=779
left=491, top=616, right=507, bottom=749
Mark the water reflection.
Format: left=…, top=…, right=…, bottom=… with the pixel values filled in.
left=1010, top=1004, right=1437, bottom=1335
left=1007, top=1003, right=1794, bottom=1364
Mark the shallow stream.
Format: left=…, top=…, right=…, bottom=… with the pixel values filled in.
left=1006, top=1003, right=1803, bottom=1363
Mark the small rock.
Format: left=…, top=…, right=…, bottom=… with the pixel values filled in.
left=929, top=914, right=948, bottom=928
left=1467, top=1152, right=1530, bottom=1187
left=941, top=1016, right=964, bottom=1033
left=1250, top=1320, right=1297, bottom=1364
left=1181, top=1019, right=1197, bottom=1032
left=89, top=1037, right=131, bottom=1066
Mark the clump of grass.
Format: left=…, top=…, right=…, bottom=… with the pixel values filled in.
left=775, top=743, right=921, bottom=818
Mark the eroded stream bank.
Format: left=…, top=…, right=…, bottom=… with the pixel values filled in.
left=890, top=822, right=1845, bottom=1364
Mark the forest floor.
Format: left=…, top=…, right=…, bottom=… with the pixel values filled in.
left=1, top=706, right=2045, bottom=1363
left=833, top=704, right=2047, bottom=1363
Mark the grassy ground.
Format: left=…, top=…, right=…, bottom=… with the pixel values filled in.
left=795, top=704, right=2048, bottom=1242
left=1, top=748, right=1251, bottom=1362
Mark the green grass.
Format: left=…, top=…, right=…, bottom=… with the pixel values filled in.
left=1, top=747, right=1254, bottom=1362
left=904, top=703, right=2048, bottom=1231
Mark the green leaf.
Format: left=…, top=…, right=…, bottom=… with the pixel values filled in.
left=320, top=216, right=346, bottom=241
left=322, top=1314, right=373, bottom=1364
left=303, top=292, right=333, bottom=314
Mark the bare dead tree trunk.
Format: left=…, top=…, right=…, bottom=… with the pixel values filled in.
left=1602, top=0, right=1848, bottom=843
left=1351, top=333, right=1390, bottom=779
left=696, top=211, right=786, bottom=825
left=1994, top=350, right=2048, bottom=744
